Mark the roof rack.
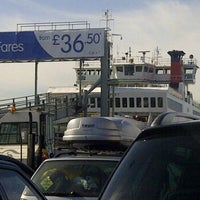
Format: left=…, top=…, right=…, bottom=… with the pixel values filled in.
left=151, top=111, right=200, bottom=127
left=54, top=147, right=124, bottom=158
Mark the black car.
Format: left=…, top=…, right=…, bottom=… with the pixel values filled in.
left=0, top=158, right=47, bottom=200
left=0, top=154, right=34, bottom=178
left=150, top=111, right=200, bottom=127
left=99, top=120, right=200, bottom=200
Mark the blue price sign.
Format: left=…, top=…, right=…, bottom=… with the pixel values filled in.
left=0, top=28, right=105, bottom=62
left=34, top=28, right=105, bottom=58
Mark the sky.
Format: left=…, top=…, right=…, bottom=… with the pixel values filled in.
left=0, top=0, right=200, bottom=102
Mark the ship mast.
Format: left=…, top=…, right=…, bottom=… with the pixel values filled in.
left=101, top=9, right=122, bottom=64
left=103, top=9, right=113, bottom=31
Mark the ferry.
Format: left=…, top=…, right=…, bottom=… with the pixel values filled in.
left=48, top=48, right=200, bottom=127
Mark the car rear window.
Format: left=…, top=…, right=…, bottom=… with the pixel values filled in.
left=100, top=128, right=200, bottom=200
left=32, top=159, right=118, bottom=197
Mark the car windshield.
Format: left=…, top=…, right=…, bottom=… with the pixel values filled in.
left=32, top=159, right=118, bottom=197
left=100, top=125, right=200, bottom=200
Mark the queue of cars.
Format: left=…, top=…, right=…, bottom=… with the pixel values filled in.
left=27, top=116, right=138, bottom=199
left=1, top=112, right=199, bottom=200
left=0, top=150, right=120, bottom=200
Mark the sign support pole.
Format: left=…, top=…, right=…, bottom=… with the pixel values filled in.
left=35, top=61, right=38, bottom=106
left=100, top=37, right=110, bottom=116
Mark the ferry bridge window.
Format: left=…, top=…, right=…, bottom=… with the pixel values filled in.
left=116, top=66, right=123, bottom=72
left=150, top=97, right=156, bottom=107
left=184, top=69, right=193, bottom=80
left=166, top=69, right=170, bottom=74
left=157, top=97, right=163, bottom=107
left=77, top=69, right=85, bottom=76
left=136, top=66, right=142, bottom=72
left=122, top=98, right=127, bottom=107
left=97, top=97, right=101, bottom=108
left=144, top=66, right=148, bottom=72
left=184, top=68, right=193, bottom=74
left=90, top=97, right=95, bottom=108
left=115, top=98, right=121, bottom=108
left=156, top=69, right=164, bottom=74
left=136, top=97, right=142, bottom=107
left=129, top=97, right=135, bottom=107
left=143, top=97, right=149, bottom=107
left=149, top=67, right=154, bottom=73
left=124, top=65, right=134, bottom=75
left=0, top=122, right=38, bottom=144
left=87, top=70, right=92, bottom=75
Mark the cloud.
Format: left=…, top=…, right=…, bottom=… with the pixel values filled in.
left=110, top=1, right=200, bottom=63
left=0, top=0, right=199, bottom=101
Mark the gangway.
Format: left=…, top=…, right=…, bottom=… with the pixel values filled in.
left=0, top=92, right=76, bottom=120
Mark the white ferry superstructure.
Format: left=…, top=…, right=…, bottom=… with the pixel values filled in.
left=48, top=49, right=200, bottom=126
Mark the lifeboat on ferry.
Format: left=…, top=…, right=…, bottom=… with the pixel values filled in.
left=63, top=116, right=141, bottom=151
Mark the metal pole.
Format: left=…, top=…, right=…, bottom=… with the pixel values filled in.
left=100, top=36, right=110, bottom=116
left=83, top=90, right=88, bottom=117
left=35, top=61, right=38, bottom=106
left=27, top=112, right=35, bottom=169
left=79, top=59, right=82, bottom=104
left=112, top=85, right=115, bottom=116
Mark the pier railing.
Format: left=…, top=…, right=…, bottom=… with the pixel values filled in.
left=0, top=93, right=48, bottom=113
left=0, top=93, right=76, bottom=121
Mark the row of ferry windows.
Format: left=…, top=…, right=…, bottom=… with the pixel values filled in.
left=116, top=65, right=166, bottom=75
left=89, top=96, right=163, bottom=108
left=76, top=66, right=171, bottom=76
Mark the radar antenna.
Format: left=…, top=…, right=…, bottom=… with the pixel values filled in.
left=138, top=50, right=150, bottom=63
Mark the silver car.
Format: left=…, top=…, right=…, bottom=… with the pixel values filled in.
left=31, top=153, right=120, bottom=200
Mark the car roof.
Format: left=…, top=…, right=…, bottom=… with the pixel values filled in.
left=0, top=159, right=47, bottom=200
left=138, top=119, right=200, bottom=140
left=0, top=154, right=34, bottom=177
left=150, top=111, right=200, bottom=127
left=0, top=159, right=32, bottom=180
left=54, top=148, right=123, bottom=159
left=0, top=159, right=34, bottom=179
left=42, top=155, right=121, bottom=163
left=0, top=159, right=21, bottom=170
